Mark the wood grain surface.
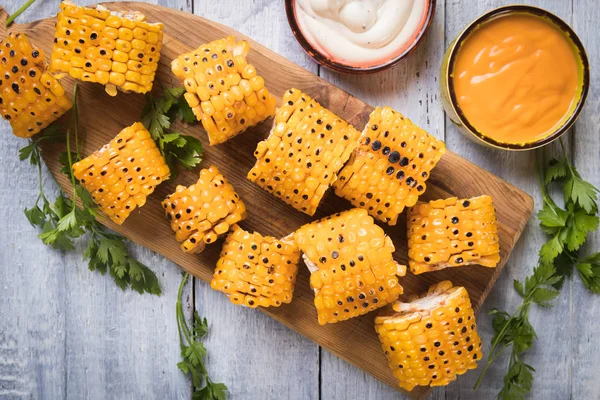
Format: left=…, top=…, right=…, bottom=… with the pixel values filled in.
left=0, top=2, right=535, bottom=398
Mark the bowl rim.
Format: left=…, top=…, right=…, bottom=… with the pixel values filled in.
left=284, top=0, right=437, bottom=74
left=444, top=4, right=590, bottom=151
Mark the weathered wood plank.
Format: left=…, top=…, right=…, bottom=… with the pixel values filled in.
left=571, top=1, right=600, bottom=398
left=0, top=1, right=192, bottom=399
left=443, top=1, right=574, bottom=399
left=192, top=1, right=319, bottom=399
left=317, top=2, right=447, bottom=398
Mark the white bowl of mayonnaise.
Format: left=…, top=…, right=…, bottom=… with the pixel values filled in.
left=286, top=0, right=436, bottom=73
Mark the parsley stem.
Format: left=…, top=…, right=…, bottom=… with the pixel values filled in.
left=5, top=0, right=36, bottom=26
left=65, top=84, right=80, bottom=209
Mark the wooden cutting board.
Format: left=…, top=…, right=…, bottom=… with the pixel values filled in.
left=0, top=3, right=534, bottom=398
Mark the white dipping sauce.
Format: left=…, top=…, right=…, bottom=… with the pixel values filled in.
left=295, top=0, right=428, bottom=66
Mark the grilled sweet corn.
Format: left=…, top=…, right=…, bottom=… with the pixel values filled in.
left=334, top=107, right=446, bottom=225
left=407, top=195, right=500, bottom=274
left=294, top=208, right=406, bottom=325
left=162, top=166, right=246, bottom=253
left=171, top=36, right=276, bottom=145
left=50, top=1, right=164, bottom=96
left=248, top=88, right=361, bottom=216
left=375, top=281, right=482, bottom=391
left=72, top=122, right=170, bottom=224
left=211, top=225, right=300, bottom=308
left=0, top=33, right=72, bottom=138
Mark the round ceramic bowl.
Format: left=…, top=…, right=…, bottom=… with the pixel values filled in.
left=285, top=0, right=436, bottom=74
left=440, top=5, right=590, bottom=151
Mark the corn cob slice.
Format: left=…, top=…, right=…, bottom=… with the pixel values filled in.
left=162, top=166, right=246, bottom=253
left=0, top=32, right=72, bottom=138
left=407, top=195, right=500, bottom=275
left=211, top=225, right=300, bottom=308
left=171, top=36, right=276, bottom=145
left=375, top=281, right=482, bottom=391
left=294, top=208, right=406, bottom=325
left=248, top=88, right=361, bottom=215
left=50, top=1, right=164, bottom=96
left=72, top=122, right=170, bottom=224
left=334, top=107, right=446, bottom=225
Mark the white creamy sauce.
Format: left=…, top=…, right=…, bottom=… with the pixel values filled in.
left=295, top=0, right=427, bottom=66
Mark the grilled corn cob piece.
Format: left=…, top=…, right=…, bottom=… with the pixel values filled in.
left=72, top=122, right=170, bottom=224
left=375, top=281, right=482, bottom=391
left=50, top=1, right=164, bottom=96
left=0, top=32, right=72, bottom=138
left=407, top=195, right=500, bottom=275
left=211, top=225, right=300, bottom=308
left=171, top=36, right=276, bottom=145
left=334, top=107, right=446, bottom=225
left=294, top=208, right=406, bottom=325
left=248, top=88, right=361, bottom=215
left=162, top=166, right=246, bottom=253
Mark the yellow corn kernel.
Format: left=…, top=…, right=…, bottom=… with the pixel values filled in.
left=294, top=209, right=406, bottom=325
left=161, top=166, right=247, bottom=253
left=171, top=36, right=276, bottom=145
left=375, top=281, right=482, bottom=391
left=406, top=195, right=500, bottom=274
left=50, top=1, right=163, bottom=96
left=72, top=122, right=170, bottom=225
left=211, top=225, right=300, bottom=308
left=248, top=88, right=361, bottom=216
left=0, top=32, right=72, bottom=138
left=334, top=106, right=446, bottom=225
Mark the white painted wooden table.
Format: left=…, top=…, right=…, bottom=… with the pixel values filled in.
left=0, top=1, right=598, bottom=399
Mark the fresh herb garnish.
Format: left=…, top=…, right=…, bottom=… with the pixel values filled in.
left=142, top=86, right=203, bottom=178
left=6, top=0, right=37, bottom=26
left=475, top=139, right=600, bottom=399
left=20, top=84, right=161, bottom=295
left=176, top=273, right=227, bottom=400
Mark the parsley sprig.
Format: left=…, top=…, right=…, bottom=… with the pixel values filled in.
left=475, top=139, right=600, bottom=399
left=142, top=86, right=203, bottom=178
left=20, top=84, right=161, bottom=295
left=176, top=273, right=227, bottom=400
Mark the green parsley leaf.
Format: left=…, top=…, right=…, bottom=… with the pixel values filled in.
left=24, top=205, right=45, bottom=227
left=176, top=273, right=227, bottom=399
left=19, top=83, right=162, bottom=295
left=141, top=87, right=203, bottom=176
left=576, top=253, right=600, bottom=293
left=544, top=158, right=567, bottom=185
left=476, top=140, right=600, bottom=399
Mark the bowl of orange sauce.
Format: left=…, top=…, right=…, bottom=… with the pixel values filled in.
left=440, top=5, right=589, bottom=150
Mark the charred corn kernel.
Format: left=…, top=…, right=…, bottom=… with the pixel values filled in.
left=161, top=166, right=247, bottom=253
left=72, top=122, right=170, bottom=225
left=211, top=225, right=300, bottom=308
left=0, top=33, right=72, bottom=138
left=248, top=88, right=361, bottom=216
left=171, top=36, right=276, bottom=145
left=375, top=281, right=483, bottom=391
left=334, top=107, right=446, bottom=225
left=294, top=208, right=406, bottom=325
left=50, top=1, right=163, bottom=96
left=407, top=195, right=500, bottom=274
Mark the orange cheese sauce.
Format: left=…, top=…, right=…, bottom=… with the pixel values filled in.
left=452, top=14, right=580, bottom=144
